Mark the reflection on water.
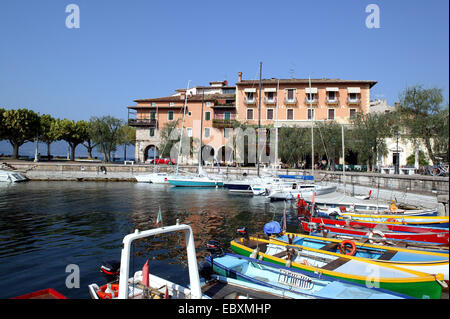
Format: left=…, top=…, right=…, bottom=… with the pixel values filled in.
left=0, top=181, right=299, bottom=298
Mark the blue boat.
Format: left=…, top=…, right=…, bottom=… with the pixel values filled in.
left=168, top=176, right=222, bottom=187
left=205, top=253, right=413, bottom=299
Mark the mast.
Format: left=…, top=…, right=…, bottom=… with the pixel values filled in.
left=342, top=124, right=346, bottom=195
left=309, top=76, right=314, bottom=179
left=153, top=104, right=159, bottom=172
left=198, top=91, right=204, bottom=173
left=176, top=80, right=191, bottom=175
left=257, top=62, right=262, bottom=177
left=274, top=79, right=280, bottom=176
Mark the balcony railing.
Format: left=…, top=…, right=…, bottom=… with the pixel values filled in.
left=128, top=118, right=158, bottom=127
left=326, top=98, right=339, bottom=105
left=347, top=98, right=361, bottom=105
left=212, top=119, right=238, bottom=129
left=264, top=97, right=277, bottom=105
left=284, top=97, right=298, bottom=105
left=245, top=98, right=257, bottom=106
left=305, top=97, right=318, bottom=105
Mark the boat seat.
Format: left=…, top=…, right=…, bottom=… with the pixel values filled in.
left=320, top=257, right=349, bottom=271
left=377, top=250, right=397, bottom=261
left=272, top=250, right=288, bottom=258
left=320, top=242, right=340, bottom=252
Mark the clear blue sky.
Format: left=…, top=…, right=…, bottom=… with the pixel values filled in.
left=0, top=0, right=448, bottom=122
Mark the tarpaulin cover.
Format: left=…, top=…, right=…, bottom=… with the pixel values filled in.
left=264, top=221, right=282, bottom=236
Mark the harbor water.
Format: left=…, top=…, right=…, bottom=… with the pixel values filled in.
left=0, top=181, right=299, bottom=299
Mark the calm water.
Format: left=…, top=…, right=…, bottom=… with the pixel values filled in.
left=0, top=181, right=299, bottom=299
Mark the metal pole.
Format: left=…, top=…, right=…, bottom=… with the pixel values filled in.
left=309, top=76, right=314, bottom=179
left=176, top=80, right=191, bottom=175
left=342, top=125, right=346, bottom=195
left=257, top=62, right=262, bottom=177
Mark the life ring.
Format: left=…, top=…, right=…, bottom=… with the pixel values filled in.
left=338, top=240, right=357, bottom=256
left=367, top=230, right=387, bottom=245
left=97, top=283, right=120, bottom=299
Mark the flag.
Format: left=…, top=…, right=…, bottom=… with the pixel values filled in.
left=282, top=202, right=287, bottom=232
left=142, top=259, right=149, bottom=288
left=155, top=206, right=162, bottom=227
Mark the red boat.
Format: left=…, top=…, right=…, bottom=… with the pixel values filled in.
left=12, top=288, right=67, bottom=299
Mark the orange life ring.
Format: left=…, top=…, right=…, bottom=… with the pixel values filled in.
left=338, top=240, right=357, bottom=256
left=97, top=283, right=120, bottom=299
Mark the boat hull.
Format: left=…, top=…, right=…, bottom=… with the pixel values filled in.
left=230, top=238, right=444, bottom=299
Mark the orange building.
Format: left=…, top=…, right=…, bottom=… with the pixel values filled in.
left=128, top=73, right=376, bottom=164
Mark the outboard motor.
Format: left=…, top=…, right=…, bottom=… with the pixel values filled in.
left=100, top=260, right=120, bottom=283
left=206, top=240, right=223, bottom=256
left=236, top=227, right=249, bottom=240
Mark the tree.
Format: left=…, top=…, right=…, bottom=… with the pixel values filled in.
left=348, top=111, right=393, bottom=171
left=119, top=125, right=136, bottom=161
left=1, top=108, right=40, bottom=159
left=397, top=85, right=448, bottom=164
left=90, top=116, right=124, bottom=162
left=278, top=126, right=311, bottom=167
left=314, top=121, right=345, bottom=170
left=0, top=108, right=5, bottom=141
left=55, top=119, right=88, bottom=161
left=39, top=114, right=59, bottom=159
left=81, top=120, right=100, bottom=160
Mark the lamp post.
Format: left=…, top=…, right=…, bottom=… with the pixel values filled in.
left=34, top=112, right=40, bottom=162
left=395, top=130, right=399, bottom=174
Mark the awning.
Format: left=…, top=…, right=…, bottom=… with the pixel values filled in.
left=264, top=88, right=277, bottom=92
left=305, top=87, right=318, bottom=94
left=347, top=87, right=361, bottom=93
left=244, top=88, right=256, bottom=93
left=326, top=87, right=339, bottom=92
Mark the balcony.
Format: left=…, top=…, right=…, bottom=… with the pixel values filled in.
left=304, top=97, right=318, bottom=106
left=212, top=119, right=238, bottom=129
left=347, top=98, right=361, bottom=105
left=326, top=97, right=340, bottom=106
left=244, top=98, right=257, bottom=106
left=264, top=97, right=277, bottom=105
left=284, top=97, right=298, bottom=105
left=128, top=118, right=158, bottom=127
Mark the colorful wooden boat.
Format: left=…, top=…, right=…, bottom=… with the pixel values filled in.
left=300, top=216, right=449, bottom=246
left=317, top=210, right=449, bottom=228
left=268, top=231, right=449, bottom=280
left=230, top=236, right=445, bottom=299
left=206, top=252, right=413, bottom=299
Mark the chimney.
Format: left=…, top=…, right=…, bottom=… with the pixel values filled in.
left=238, top=72, right=242, bottom=82
left=179, top=89, right=186, bottom=100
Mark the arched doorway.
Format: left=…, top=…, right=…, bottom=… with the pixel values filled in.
left=144, top=145, right=159, bottom=162
left=217, top=146, right=234, bottom=165
left=201, top=145, right=215, bottom=165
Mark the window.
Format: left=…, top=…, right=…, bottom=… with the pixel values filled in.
left=169, top=102, right=174, bottom=106
left=328, top=109, right=335, bottom=120
left=306, top=93, right=316, bottom=102
left=328, top=91, right=336, bottom=101
left=224, top=112, right=231, bottom=120
left=349, top=109, right=357, bottom=118
left=247, top=92, right=254, bottom=102
left=206, top=102, right=211, bottom=107
left=349, top=93, right=358, bottom=102
left=224, top=128, right=231, bottom=138
left=150, top=111, right=156, bottom=120
left=150, top=128, right=155, bottom=137
left=286, top=89, right=295, bottom=101
left=287, top=109, right=294, bottom=120
left=188, top=111, right=192, bottom=116
left=205, top=111, right=211, bottom=121
left=168, top=111, right=174, bottom=121
left=204, top=127, right=210, bottom=138
left=187, top=128, right=192, bottom=137
left=267, top=92, right=275, bottom=102
left=247, top=108, right=254, bottom=120
left=307, top=109, right=314, bottom=120
left=267, top=109, right=274, bottom=120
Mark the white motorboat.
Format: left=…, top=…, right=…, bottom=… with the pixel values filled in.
left=0, top=170, right=28, bottom=183
left=134, top=172, right=171, bottom=184
left=266, top=182, right=337, bottom=200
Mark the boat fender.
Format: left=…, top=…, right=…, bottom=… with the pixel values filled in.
left=338, top=240, right=357, bottom=256
left=96, top=283, right=119, bottom=299
left=366, top=230, right=386, bottom=245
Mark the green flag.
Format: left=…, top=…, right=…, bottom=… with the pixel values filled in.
left=155, top=206, right=162, bottom=227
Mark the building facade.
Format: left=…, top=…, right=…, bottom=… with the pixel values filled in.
left=128, top=73, right=377, bottom=165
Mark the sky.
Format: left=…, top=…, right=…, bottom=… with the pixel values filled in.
left=0, top=0, right=449, bottom=156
